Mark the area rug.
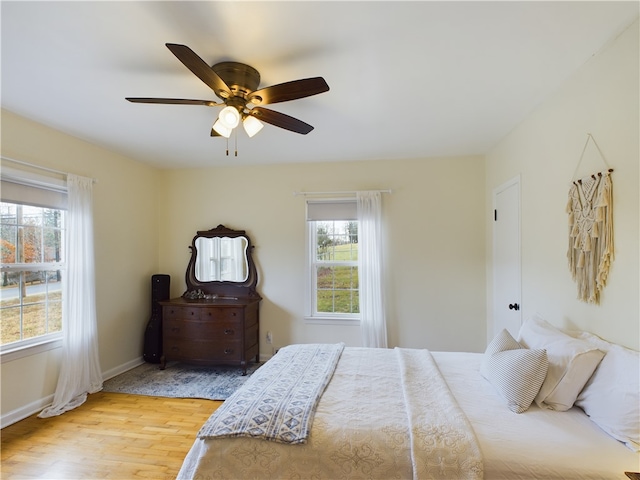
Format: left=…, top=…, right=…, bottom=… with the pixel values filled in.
left=102, top=361, right=261, bottom=400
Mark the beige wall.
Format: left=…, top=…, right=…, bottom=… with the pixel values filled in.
left=1, top=110, right=161, bottom=422
left=1, top=111, right=487, bottom=425
left=158, top=156, right=487, bottom=356
left=485, top=19, right=639, bottom=349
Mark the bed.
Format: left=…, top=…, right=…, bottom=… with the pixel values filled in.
left=177, top=315, right=640, bottom=479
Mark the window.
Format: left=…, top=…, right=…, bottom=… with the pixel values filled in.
left=306, top=199, right=360, bottom=322
left=1, top=168, right=66, bottom=354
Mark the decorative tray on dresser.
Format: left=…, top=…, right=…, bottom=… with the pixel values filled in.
left=159, top=225, right=261, bottom=375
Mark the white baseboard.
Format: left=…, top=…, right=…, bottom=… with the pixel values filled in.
left=101, top=356, right=145, bottom=381
left=1, top=394, right=54, bottom=429
left=1, top=356, right=145, bottom=429
left=259, top=353, right=275, bottom=362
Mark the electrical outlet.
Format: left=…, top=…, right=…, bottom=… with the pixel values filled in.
left=266, top=331, right=272, bottom=344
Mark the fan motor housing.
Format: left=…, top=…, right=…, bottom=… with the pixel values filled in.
left=212, top=62, right=260, bottom=100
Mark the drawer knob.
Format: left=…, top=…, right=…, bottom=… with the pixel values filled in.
left=224, top=329, right=234, bottom=335
left=224, top=348, right=234, bottom=355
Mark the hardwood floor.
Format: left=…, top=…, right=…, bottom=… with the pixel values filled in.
left=1, top=392, right=222, bottom=479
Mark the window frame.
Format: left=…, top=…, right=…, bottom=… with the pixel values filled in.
left=304, top=199, right=361, bottom=325
left=0, top=166, right=67, bottom=360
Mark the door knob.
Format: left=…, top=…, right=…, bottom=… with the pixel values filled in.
left=508, top=303, right=520, bottom=311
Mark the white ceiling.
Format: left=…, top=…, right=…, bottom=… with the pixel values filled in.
left=2, top=1, right=638, bottom=169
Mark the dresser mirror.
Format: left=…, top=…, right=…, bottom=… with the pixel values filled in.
left=194, top=236, right=248, bottom=282
left=184, top=224, right=260, bottom=299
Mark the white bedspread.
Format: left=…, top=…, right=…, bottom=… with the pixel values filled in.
left=432, top=351, right=640, bottom=479
left=178, top=347, right=482, bottom=479
left=177, top=348, right=639, bottom=479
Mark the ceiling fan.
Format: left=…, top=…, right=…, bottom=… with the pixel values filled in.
left=126, top=43, right=330, bottom=139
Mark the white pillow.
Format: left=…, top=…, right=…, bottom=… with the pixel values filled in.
left=480, top=329, right=549, bottom=414
left=517, top=314, right=604, bottom=411
left=574, top=332, right=640, bottom=452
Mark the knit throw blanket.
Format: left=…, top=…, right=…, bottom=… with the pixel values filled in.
left=197, top=343, right=344, bottom=444
left=567, top=170, right=614, bottom=304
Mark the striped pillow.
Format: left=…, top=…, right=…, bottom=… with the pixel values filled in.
left=480, top=329, right=549, bottom=413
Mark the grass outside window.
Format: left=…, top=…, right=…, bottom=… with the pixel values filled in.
left=314, top=224, right=359, bottom=316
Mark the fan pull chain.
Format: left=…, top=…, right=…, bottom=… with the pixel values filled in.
left=221, top=130, right=239, bottom=157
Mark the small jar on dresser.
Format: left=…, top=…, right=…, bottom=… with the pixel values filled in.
left=160, top=224, right=262, bottom=375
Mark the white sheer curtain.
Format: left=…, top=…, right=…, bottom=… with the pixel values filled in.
left=39, top=174, right=102, bottom=418
left=196, top=237, right=216, bottom=281
left=357, top=191, right=387, bottom=348
left=230, top=237, right=247, bottom=281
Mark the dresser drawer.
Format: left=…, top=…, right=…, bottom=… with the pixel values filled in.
left=199, top=307, right=243, bottom=322
left=164, top=317, right=242, bottom=340
left=164, top=306, right=201, bottom=320
left=165, top=338, right=242, bottom=363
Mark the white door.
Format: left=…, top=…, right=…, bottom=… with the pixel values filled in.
left=493, top=176, right=522, bottom=338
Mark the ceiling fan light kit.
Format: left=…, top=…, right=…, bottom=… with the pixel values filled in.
left=242, top=115, right=264, bottom=138
left=212, top=119, right=233, bottom=138
left=218, top=106, right=240, bottom=129
left=126, top=43, right=329, bottom=151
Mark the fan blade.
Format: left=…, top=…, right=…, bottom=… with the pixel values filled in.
left=248, top=77, right=329, bottom=105
left=249, top=107, right=314, bottom=134
left=126, top=97, right=220, bottom=106
left=165, top=43, right=232, bottom=98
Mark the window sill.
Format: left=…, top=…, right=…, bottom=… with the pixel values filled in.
left=304, top=316, right=361, bottom=326
left=0, top=335, right=63, bottom=363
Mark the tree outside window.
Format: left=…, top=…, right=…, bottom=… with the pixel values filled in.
left=1, top=202, right=64, bottom=346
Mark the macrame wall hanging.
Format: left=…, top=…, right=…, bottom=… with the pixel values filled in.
left=566, top=133, right=614, bottom=304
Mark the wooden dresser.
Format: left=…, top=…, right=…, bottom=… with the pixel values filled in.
left=159, top=296, right=260, bottom=374
left=160, top=224, right=262, bottom=375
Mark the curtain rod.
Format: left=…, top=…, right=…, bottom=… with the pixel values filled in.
left=1, top=155, right=98, bottom=183
left=293, top=189, right=392, bottom=197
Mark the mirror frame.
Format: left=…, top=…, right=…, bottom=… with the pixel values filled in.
left=184, top=224, right=260, bottom=298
